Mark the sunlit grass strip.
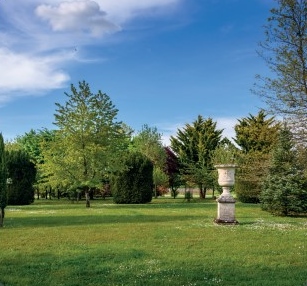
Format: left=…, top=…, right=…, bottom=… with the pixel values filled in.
left=0, top=199, right=306, bottom=286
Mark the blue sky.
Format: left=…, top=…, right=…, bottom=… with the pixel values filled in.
left=0, top=0, right=275, bottom=145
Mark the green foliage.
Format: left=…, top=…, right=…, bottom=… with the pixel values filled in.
left=170, top=116, right=223, bottom=198
left=260, top=173, right=307, bottom=216
left=212, top=139, right=238, bottom=165
left=0, top=133, right=7, bottom=226
left=235, top=152, right=271, bottom=203
left=16, top=128, right=57, bottom=198
left=112, top=152, right=153, bottom=204
left=234, top=111, right=279, bottom=203
left=234, top=110, right=280, bottom=153
left=41, top=81, right=130, bottom=206
left=153, top=167, right=168, bottom=197
left=6, top=150, right=36, bottom=205
left=131, top=124, right=166, bottom=169
left=184, top=190, right=193, bottom=202
left=260, top=126, right=307, bottom=215
left=131, top=125, right=167, bottom=195
left=171, top=116, right=222, bottom=168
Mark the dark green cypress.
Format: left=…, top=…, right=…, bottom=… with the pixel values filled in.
left=112, top=152, right=153, bottom=204
left=0, top=133, right=7, bottom=227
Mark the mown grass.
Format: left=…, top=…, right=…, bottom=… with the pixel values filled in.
left=0, top=198, right=306, bottom=286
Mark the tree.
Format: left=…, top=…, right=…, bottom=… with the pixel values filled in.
left=0, top=133, right=7, bottom=227
left=164, top=147, right=181, bottom=198
left=16, top=128, right=57, bottom=199
left=254, top=0, right=307, bottom=144
left=170, top=116, right=223, bottom=198
left=6, top=150, right=36, bottom=205
left=260, top=125, right=307, bottom=215
left=112, top=152, right=153, bottom=204
left=234, top=110, right=280, bottom=153
left=41, top=81, right=130, bottom=207
left=131, top=124, right=167, bottom=197
left=234, top=111, right=280, bottom=203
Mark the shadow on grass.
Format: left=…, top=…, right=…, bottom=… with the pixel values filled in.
left=5, top=213, right=208, bottom=229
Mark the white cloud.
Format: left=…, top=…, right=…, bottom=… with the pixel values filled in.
left=0, top=0, right=182, bottom=103
left=0, top=48, right=70, bottom=102
left=36, top=1, right=120, bottom=36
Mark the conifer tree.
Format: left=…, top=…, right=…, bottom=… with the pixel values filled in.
left=170, top=116, right=223, bottom=198
left=0, top=133, right=7, bottom=227
left=260, top=126, right=307, bottom=216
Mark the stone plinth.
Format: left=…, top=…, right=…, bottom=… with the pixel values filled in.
left=214, top=165, right=239, bottom=225
left=214, top=196, right=238, bottom=225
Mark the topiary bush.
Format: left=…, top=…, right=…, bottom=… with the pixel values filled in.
left=6, top=150, right=36, bottom=205
left=112, top=152, right=153, bottom=204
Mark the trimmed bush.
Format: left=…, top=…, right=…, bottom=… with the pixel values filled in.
left=6, top=150, right=36, bottom=205
left=112, top=152, right=153, bottom=204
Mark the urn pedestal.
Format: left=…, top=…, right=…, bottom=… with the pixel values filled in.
left=214, top=164, right=238, bottom=225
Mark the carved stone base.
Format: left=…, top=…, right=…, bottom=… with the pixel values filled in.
left=215, top=200, right=238, bottom=225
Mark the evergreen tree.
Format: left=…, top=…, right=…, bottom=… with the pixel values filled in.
left=260, top=126, right=307, bottom=216
left=0, top=133, right=7, bottom=227
left=112, top=152, right=153, bottom=204
left=170, top=116, right=223, bottom=198
left=234, top=110, right=280, bottom=153
left=6, top=150, right=36, bottom=205
left=234, top=111, right=280, bottom=203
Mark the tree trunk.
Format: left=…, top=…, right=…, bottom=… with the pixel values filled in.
left=0, top=208, right=4, bottom=227
left=199, top=186, right=207, bottom=199
left=85, top=189, right=90, bottom=208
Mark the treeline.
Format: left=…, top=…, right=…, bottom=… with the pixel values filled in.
left=2, top=82, right=307, bottom=217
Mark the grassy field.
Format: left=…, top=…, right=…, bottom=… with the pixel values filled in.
left=0, top=197, right=306, bottom=286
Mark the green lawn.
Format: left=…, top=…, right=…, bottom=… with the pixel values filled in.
left=0, top=198, right=306, bottom=286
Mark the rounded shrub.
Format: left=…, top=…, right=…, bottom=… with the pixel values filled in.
left=112, top=152, right=153, bottom=204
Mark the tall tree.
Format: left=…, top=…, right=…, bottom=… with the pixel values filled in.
left=131, top=124, right=167, bottom=197
left=41, top=81, right=130, bottom=207
left=16, top=128, right=57, bottom=199
left=254, top=0, right=307, bottom=144
left=0, top=133, right=7, bottom=227
left=234, top=111, right=280, bottom=203
left=234, top=110, right=280, bottom=153
left=131, top=124, right=166, bottom=169
left=164, top=147, right=181, bottom=198
left=170, top=116, right=223, bottom=198
left=260, top=125, right=307, bottom=215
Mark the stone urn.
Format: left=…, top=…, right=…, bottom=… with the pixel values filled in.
left=214, top=164, right=238, bottom=224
